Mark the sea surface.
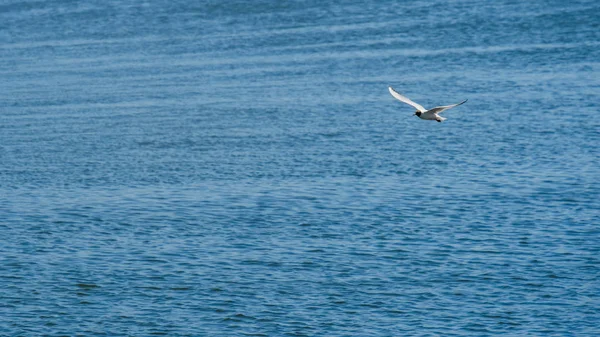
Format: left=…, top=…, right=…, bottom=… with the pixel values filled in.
left=1, top=0, right=599, bottom=336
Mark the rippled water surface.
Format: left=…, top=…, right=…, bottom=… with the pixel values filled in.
left=1, top=0, right=599, bottom=335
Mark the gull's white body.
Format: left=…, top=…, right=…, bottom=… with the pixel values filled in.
left=388, top=86, right=467, bottom=122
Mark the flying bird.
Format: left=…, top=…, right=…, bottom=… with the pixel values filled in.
left=388, top=86, right=467, bottom=122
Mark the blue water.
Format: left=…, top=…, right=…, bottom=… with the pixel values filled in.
left=1, top=0, right=599, bottom=335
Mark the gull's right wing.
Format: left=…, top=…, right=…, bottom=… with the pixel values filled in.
left=428, top=99, right=468, bottom=114
left=388, top=86, right=426, bottom=113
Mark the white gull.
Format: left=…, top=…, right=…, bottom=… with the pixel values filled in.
left=388, top=86, right=467, bottom=122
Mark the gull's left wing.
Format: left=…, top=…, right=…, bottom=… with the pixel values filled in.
left=388, top=86, right=427, bottom=113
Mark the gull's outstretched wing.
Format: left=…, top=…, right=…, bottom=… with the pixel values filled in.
left=429, top=99, right=468, bottom=114
left=388, top=86, right=426, bottom=112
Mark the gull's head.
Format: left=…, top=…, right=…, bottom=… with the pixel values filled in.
left=414, top=111, right=421, bottom=117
